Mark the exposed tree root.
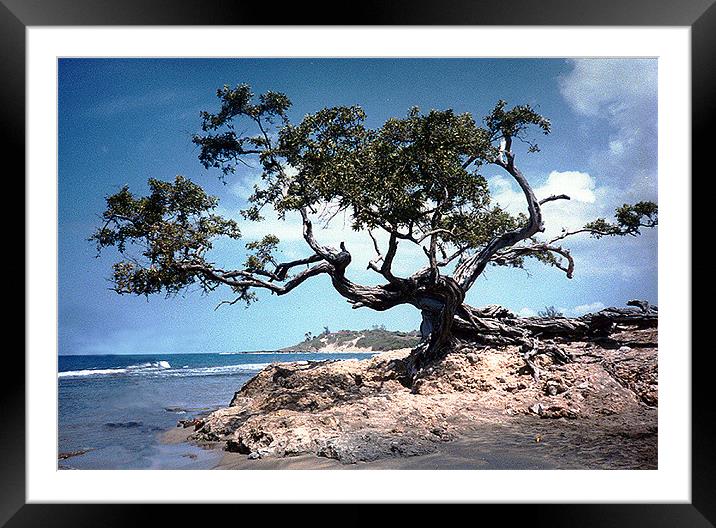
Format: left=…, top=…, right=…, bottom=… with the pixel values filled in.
left=519, top=336, right=573, bottom=381
left=454, top=300, right=657, bottom=347
left=401, top=300, right=656, bottom=387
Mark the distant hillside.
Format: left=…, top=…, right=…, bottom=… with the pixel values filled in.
left=282, top=328, right=420, bottom=353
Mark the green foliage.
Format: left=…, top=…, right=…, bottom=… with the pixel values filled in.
left=193, top=85, right=553, bottom=256
left=94, top=83, right=659, bottom=308
left=272, top=106, right=518, bottom=247
left=293, top=328, right=420, bottom=351
left=90, top=175, right=245, bottom=298
left=484, top=99, right=551, bottom=151
left=193, top=84, right=291, bottom=177
left=354, top=329, right=420, bottom=351
left=244, top=234, right=280, bottom=271
left=584, top=202, right=658, bottom=238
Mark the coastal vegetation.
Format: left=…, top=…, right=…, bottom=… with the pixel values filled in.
left=283, top=328, right=421, bottom=352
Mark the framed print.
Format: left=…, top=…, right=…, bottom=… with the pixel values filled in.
left=5, top=0, right=711, bottom=524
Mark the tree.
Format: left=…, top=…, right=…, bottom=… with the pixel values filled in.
left=538, top=306, right=563, bottom=318
left=91, top=83, right=658, bottom=383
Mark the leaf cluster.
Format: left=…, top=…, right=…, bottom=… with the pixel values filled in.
left=90, top=176, right=242, bottom=296
left=584, top=201, right=658, bottom=238
left=193, top=85, right=554, bottom=257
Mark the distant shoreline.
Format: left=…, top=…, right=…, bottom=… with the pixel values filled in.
left=221, top=350, right=379, bottom=355
left=58, top=350, right=380, bottom=357
left=59, top=328, right=419, bottom=356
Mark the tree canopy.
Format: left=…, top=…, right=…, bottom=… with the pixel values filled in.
left=92, top=83, right=657, bottom=359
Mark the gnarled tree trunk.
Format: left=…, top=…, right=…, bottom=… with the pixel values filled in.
left=402, top=275, right=465, bottom=385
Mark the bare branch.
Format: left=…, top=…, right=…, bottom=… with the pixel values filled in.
left=272, top=254, right=324, bottom=281
left=453, top=138, right=546, bottom=290
left=367, top=230, right=401, bottom=284
left=184, top=261, right=333, bottom=296
left=539, top=194, right=570, bottom=205
left=300, top=208, right=344, bottom=263
left=437, top=245, right=468, bottom=267
left=415, top=228, right=455, bottom=244
left=426, top=187, right=450, bottom=271
left=367, top=230, right=383, bottom=260
left=495, top=243, right=575, bottom=279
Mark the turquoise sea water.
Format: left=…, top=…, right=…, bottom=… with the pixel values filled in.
left=58, top=352, right=375, bottom=469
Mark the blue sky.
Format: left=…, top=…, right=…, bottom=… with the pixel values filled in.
left=58, top=58, right=657, bottom=355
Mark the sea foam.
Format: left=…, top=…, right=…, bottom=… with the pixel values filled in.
left=58, top=360, right=281, bottom=379
left=59, top=360, right=171, bottom=378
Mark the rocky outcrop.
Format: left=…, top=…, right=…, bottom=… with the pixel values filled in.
left=192, top=321, right=657, bottom=465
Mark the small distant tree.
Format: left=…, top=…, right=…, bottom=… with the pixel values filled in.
left=92, top=83, right=657, bottom=382
left=304, top=332, right=313, bottom=342
left=538, top=306, right=563, bottom=318
left=322, top=326, right=330, bottom=336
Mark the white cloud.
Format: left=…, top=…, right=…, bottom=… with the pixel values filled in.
left=559, top=59, right=656, bottom=118
left=229, top=174, right=262, bottom=201
left=571, top=301, right=606, bottom=316
left=538, top=171, right=596, bottom=204
left=608, top=140, right=624, bottom=156
left=87, top=90, right=181, bottom=118
left=489, top=170, right=610, bottom=239
left=559, top=59, right=658, bottom=180
left=570, top=232, right=657, bottom=280
left=517, top=307, right=537, bottom=317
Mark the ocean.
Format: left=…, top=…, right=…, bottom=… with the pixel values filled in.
left=58, top=352, right=375, bottom=469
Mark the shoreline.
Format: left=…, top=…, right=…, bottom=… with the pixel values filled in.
left=276, top=347, right=407, bottom=355
left=161, top=411, right=657, bottom=470
left=66, top=326, right=658, bottom=470
left=59, top=350, right=381, bottom=357
left=174, top=328, right=658, bottom=470
left=224, top=349, right=380, bottom=355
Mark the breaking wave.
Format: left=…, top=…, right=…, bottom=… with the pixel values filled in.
left=58, top=360, right=281, bottom=380
left=59, top=360, right=172, bottom=378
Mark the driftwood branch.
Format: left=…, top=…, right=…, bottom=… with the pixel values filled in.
left=453, top=301, right=657, bottom=347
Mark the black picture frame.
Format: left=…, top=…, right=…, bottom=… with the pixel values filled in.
left=4, top=0, right=710, bottom=523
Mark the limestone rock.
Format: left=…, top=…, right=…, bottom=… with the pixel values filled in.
left=193, top=327, right=657, bottom=464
